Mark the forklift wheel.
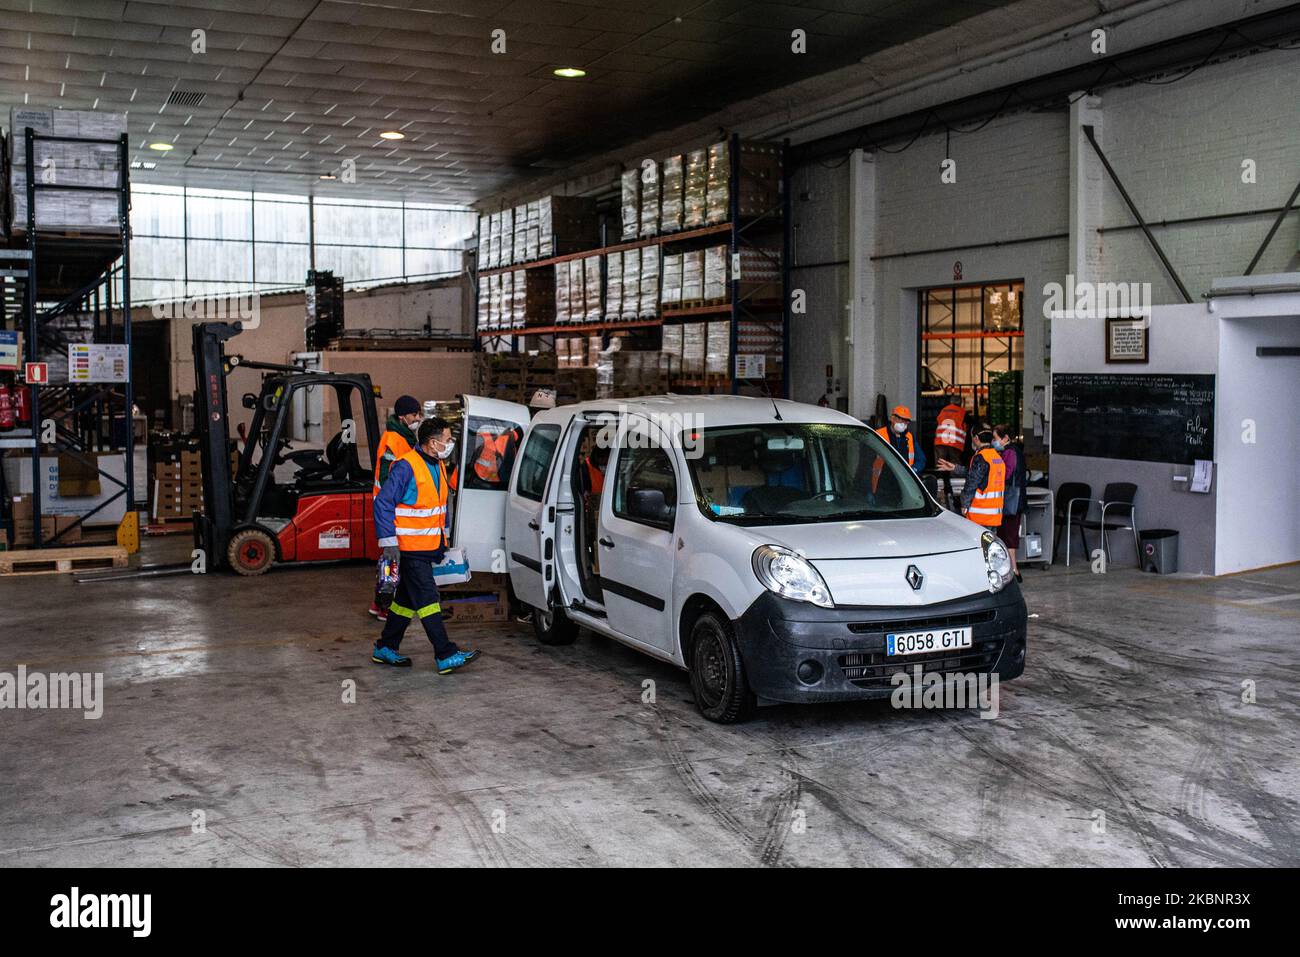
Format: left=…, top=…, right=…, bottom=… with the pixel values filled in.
left=227, top=529, right=275, bottom=576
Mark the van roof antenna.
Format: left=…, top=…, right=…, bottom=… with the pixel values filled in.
left=754, top=372, right=783, bottom=421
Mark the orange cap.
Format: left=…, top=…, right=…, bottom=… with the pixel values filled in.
left=892, top=405, right=912, bottom=420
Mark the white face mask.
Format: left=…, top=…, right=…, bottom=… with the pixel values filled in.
left=892, top=421, right=907, bottom=434
left=435, top=440, right=455, bottom=460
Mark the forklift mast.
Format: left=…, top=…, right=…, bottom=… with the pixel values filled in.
left=192, top=322, right=243, bottom=566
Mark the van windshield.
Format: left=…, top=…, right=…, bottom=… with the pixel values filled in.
left=682, top=423, right=938, bottom=525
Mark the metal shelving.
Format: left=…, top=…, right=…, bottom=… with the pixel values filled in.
left=473, top=135, right=792, bottom=398
left=0, top=127, right=134, bottom=549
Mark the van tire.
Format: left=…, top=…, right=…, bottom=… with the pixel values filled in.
left=532, top=604, right=578, bottom=645
left=688, top=611, right=756, bottom=723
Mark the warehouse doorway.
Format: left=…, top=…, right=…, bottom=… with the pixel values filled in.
left=917, top=280, right=1024, bottom=451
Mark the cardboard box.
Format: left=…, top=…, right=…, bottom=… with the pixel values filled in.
left=10, top=496, right=82, bottom=546
left=441, top=588, right=509, bottom=622
left=661, top=253, right=683, bottom=306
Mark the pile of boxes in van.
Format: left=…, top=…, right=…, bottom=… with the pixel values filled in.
left=5, top=108, right=126, bottom=236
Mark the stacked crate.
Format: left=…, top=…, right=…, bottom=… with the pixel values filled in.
left=472, top=353, right=557, bottom=405
left=152, top=449, right=204, bottom=523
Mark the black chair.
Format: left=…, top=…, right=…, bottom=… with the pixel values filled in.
left=1081, top=482, right=1141, bottom=567
left=1052, top=481, right=1092, bottom=566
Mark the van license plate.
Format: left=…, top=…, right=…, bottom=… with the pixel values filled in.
left=886, top=626, right=973, bottom=657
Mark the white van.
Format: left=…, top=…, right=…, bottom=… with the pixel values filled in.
left=449, top=394, right=1027, bottom=723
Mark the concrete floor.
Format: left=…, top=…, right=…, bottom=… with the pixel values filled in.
left=2, top=540, right=1298, bottom=867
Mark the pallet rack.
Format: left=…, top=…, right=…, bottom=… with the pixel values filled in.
left=472, top=135, right=792, bottom=398
left=0, top=127, right=134, bottom=550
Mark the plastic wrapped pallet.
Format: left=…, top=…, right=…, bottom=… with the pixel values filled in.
left=639, top=159, right=660, bottom=238
left=660, top=253, right=682, bottom=308
left=538, top=195, right=599, bottom=259
left=621, top=249, right=641, bottom=321
left=486, top=273, right=499, bottom=329
left=476, top=277, right=490, bottom=330
left=639, top=245, right=660, bottom=318
left=704, top=245, right=728, bottom=302
left=526, top=201, right=540, bottom=261
left=684, top=148, right=708, bottom=229
left=477, top=215, right=489, bottom=269
left=568, top=259, right=585, bottom=323
left=660, top=154, right=684, bottom=233
left=500, top=208, right=515, bottom=266
left=487, top=213, right=501, bottom=269
left=584, top=255, right=602, bottom=322
left=8, top=108, right=127, bottom=233
left=682, top=322, right=707, bottom=376
left=682, top=250, right=704, bottom=302
left=499, top=271, right=513, bottom=329
left=662, top=324, right=684, bottom=368
left=706, top=140, right=730, bottom=224
left=605, top=252, right=622, bottom=321
left=706, top=321, right=731, bottom=376
left=621, top=169, right=640, bottom=241
left=514, top=272, right=527, bottom=328
left=512, top=204, right=527, bottom=265
left=555, top=263, right=570, bottom=324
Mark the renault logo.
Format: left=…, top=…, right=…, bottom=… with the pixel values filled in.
left=906, top=565, right=924, bottom=590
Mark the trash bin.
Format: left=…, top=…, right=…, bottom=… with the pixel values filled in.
left=1140, top=529, right=1179, bottom=574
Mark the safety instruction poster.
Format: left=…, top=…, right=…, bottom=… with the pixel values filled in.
left=0, top=330, right=18, bottom=371
left=68, top=343, right=128, bottom=383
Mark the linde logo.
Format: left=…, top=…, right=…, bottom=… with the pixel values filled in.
left=49, top=888, right=151, bottom=938
left=0, top=666, right=103, bottom=719
left=1042, top=274, right=1152, bottom=319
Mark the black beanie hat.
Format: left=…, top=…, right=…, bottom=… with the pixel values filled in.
left=394, top=395, right=420, bottom=417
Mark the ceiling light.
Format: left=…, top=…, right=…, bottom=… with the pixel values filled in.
left=148, top=142, right=174, bottom=151
left=379, top=130, right=404, bottom=140
left=553, top=67, right=586, bottom=78
left=319, top=173, right=337, bottom=180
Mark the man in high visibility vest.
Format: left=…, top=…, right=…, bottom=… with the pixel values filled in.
left=370, top=417, right=480, bottom=674
left=469, top=426, right=519, bottom=487
left=933, top=401, right=968, bottom=506
left=871, top=405, right=925, bottom=492
left=368, top=395, right=423, bottom=620
left=958, top=429, right=1006, bottom=528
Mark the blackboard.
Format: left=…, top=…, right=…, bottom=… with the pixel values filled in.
left=1051, top=373, right=1215, bottom=465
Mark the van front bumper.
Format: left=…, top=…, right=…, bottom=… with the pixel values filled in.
left=733, top=585, right=1027, bottom=704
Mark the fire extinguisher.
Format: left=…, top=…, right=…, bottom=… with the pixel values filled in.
left=15, top=384, right=31, bottom=427
left=0, top=382, right=15, bottom=432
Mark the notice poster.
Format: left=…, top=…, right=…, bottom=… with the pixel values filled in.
left=0, top=330, right=18, bottom=370
left=68, top=343, right=128, bottom=383
left=734, top=353, right=765, bottom=380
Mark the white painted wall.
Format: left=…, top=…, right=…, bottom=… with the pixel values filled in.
left=1213, top=297, right=1300, bottom=574
left=1050, top=304, right=1220, bottom=574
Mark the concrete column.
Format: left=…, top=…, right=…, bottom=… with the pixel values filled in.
left=846, top=148, right=876, bottom=419
left=1068, top=94, right=1104, bottom=288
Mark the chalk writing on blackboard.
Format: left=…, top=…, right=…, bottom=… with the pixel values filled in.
left=1051, top=373, right=1216, bottom=465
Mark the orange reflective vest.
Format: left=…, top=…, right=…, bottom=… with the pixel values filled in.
left=473, top=431, right=511, bottom=483
left=586, top=456, right=605, bottom=495
left=935, top=404, right=968, bottom=451
left=394, top=449, right=451, bottom=551
left=966, top=447, right=1006, bottom=526
left=871, top=427, right=914, bottom=492
left=373, top=428, right=414, bottom=494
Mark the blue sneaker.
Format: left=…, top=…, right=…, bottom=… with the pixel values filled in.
left=436, top=650, right=480, bottom=675
left=371, top=645, right=412, bottom=667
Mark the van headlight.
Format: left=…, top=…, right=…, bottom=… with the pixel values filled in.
left=752, top=544, right=834, bottom=608
left=981, top=532, right=1013, bottom=592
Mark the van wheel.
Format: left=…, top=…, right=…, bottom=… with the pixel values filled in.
left=689, top=611, right=756, bottom=723
left=532, top=604, right=578, bottom=646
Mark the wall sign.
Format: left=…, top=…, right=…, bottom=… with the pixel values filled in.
left=68, top=343, right=128, bottom=383
left=1105, top=317, right=1149, bottom=363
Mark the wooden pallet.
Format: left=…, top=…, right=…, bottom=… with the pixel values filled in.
left=0, top=545, right=128, bottom=576
left=145, top=516, right=195, bottom=536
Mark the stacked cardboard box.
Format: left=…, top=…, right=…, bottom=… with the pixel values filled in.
left=661, top=325, right=684, bottom=372
left=639, top=246, right=660, bottom=318
left=8, top=108, right=126, bottom=235
left=682, top=322, right=707, bottom=376
left=597, top=349, right=672, bottom=399
left=706, top=321, right=732, bottom=376
left=476, top=214, right=489, bottom=269
left=736, top=141, right=782, bottom=218
left=538, top=195, right=599, bottom=259
left=605, top=251, right=623, bottom=320
left=639, top=160, right=660, bottom=238
left=661, top=253, right=683, bottom=308
left=526, top=201, right=541, bottom=261
left=682, top=250, right=704, bottom=302
left=583, top=255, right=602, bottom=322
left=476, top=279, right=490, bottom=331
left=660, top=155, right=684, bottom=233
left=488, top=212, right=502, bottom=268
left=152, top=450, right=203, bottom=522
left=621, top=169, right=640, bottom=241
left=706, top=140, right=730, bottom=224
left=684, top=149, right=708, bottom=229
left=703, top=245, right=728, bottom=302
left=519, top=269, right=555, bottom=327
left=472, top=352, right=558, bottom=405
left=9, top=495, right=83, bottom=546
left=554, top=262, right=571, bottom=324
left=621, top=249, right=641, bottom=321
left=512, top=204, right=528, bottom=265
left=737, top=246, right=782, bottom=301
left=567, top=259, right=585, bottom=323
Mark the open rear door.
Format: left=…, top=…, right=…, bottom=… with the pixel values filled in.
left=451, top=394, right=530, bottom=572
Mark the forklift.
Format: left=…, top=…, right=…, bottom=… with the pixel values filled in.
left=192, top=321, right=383, bottom=575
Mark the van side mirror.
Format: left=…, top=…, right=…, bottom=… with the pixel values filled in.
left=628, top=487, right=672, bottom=524
left=241, top=393, right=257, bottom=410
